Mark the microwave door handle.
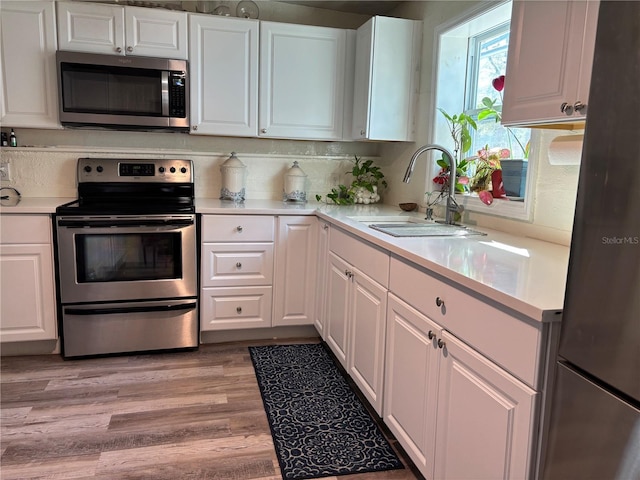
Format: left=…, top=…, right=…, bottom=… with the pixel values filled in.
left=161, top=71, right=170, bottom=117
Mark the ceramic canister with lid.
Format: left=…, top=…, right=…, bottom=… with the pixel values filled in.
left=220, top=152, right=246, bottom=202
left=283, top=161, right=307, bottom=202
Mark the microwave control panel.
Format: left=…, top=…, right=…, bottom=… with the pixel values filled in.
left=169, top=72, right=187, bottom=118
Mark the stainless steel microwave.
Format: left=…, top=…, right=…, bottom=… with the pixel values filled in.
left=56, top=51, right=189, bottom=131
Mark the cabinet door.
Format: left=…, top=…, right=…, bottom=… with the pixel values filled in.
left=124, top=6, right=187, bottom=59
left=57, top=1, right=125, bottom=55
left=348, top=266, right=387, bottom=415
left=0, top=244, right=57, bottom=342
left=325, top=252, right=351, bottom=368
left=0, top=1, right=60, bottom=129
left=314, top=220, right=330, bottom=338
left=273, top=216, right=318, bottom=327
left=189, top=15, right=258, bottom=137
left=259, top=22, right=346, bottom=140
left=384, top=293, right=441, bottom=479
left=502, top=0, right=599, bottom=127
left=434, top=331, right=537, bottom=480
left=352, top=16, right=421, bottom=141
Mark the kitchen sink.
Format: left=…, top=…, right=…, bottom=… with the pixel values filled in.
left=347, top=216, right=485, bottom=237
left=367, top=223, right=486, bottom=237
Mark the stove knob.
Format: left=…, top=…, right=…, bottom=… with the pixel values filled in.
left=180, top=167, right=187, bottom=174
left=170, top=167, right=176, bottom=173
left=96, top=166, right=103, bottom=173
left=159, top=166, right=165, bottom=173
left=84, top=165, right=92, bottom=173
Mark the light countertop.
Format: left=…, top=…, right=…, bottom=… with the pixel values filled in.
left=315, top=203, right=570, bottom=323
left=0, top=197, right=75, bottom=214
left=1, top=197, right=570, bottom=323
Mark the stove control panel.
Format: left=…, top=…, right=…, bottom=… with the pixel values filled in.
left=77, top=158, right=193, bottom=183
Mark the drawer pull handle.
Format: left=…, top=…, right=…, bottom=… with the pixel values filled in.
left=428, top=330, right=436, bottom=340
left=236, top=306, right=242, bottom=314
left=236, top=226, right=243, bottom=232
left=236, top=262, right=242, bottom=269
left=438, top=339, right=446, bottom=349
left=435, top=297, right=444, bottom=307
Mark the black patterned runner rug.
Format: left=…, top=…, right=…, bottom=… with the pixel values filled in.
left=248, top=343, right=404, bottom=480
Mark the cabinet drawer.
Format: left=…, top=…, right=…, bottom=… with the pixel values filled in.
left=329, top=226, right=389, bottom=287
left=200, top=286, right=272, bottom=331
left=202, top=215, right=274, bottom=242
left=202, top=243, right=273, bottom=287
left=0, top=215, right=52, bottom=244
left=389, top=257, right=542, bottom=388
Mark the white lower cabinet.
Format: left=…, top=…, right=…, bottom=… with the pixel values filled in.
left=273, top=216, right=318, bottom=327
left=325, top=227, right=389, bottom=415
left=314, top=219, right=330, bottom=337
left=0, top=215, right=57, bottom=342
left=200, top=214, right=318, bottom=332
left=383, top=255, right=544, bottom=479
left=200, top=215, right=275, bottom=331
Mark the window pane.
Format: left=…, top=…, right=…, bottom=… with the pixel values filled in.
left=473, top=29, right=509, bottom=109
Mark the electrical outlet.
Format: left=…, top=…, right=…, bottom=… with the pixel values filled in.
left=0, top=160, right=11, bottom=182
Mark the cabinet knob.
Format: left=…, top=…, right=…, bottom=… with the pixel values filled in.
left=428, top=330, right=436, bottom=340
left=437, top=339, right=446, bottom=349
left=192, top=125, right=198, bottom=131
left=261, top=128, right=267, bottom=134
left=560, top=102, right=574, bottom=115
left=323, top=224, right=329, bottom=231
left=360, top=130, right=366, bottom=136
left=127, top=46, right=133, bottom=53
left=435, top=297, right=444, bottom=307
left=236, top=226, right=243, bottom=232
left=236, top=262, right=242, bottom=269
left=115, top=47, right=122, bottom=53
left=236, top=306, right=242, bottom=314
left=574, top=101, right=586, bottom=113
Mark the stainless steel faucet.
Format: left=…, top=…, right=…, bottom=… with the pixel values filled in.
left=403, top=144, right=458, bottom=225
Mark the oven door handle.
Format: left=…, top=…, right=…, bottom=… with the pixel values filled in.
left=64, top=302, right=197, bottom=316
left=57, top=218, right=194, bottom=228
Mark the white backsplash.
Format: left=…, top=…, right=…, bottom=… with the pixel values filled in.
left=0, top=146, right=369, bottom=202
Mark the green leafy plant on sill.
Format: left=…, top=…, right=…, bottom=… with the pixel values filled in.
left=316, top=156, right=387, bottom=205
left=432, top=108, right=476, bottom=194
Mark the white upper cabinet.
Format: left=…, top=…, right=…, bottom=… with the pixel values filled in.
left=259, top=21, right=347, bottom=140
left=351, top=16, right=422, bottom=141
left=0, top=1, right=60, bottom=129
left=189, top=15, right=258, bottom=137
left=501, top=0, right=599, bottom=127
left=57, top=2, right=188, bottom=59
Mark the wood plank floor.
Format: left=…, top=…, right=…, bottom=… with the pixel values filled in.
left=1, top=338, right=422, bottom=480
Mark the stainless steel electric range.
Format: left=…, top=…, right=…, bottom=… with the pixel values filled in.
left=55, top=158, right=198, bottom=358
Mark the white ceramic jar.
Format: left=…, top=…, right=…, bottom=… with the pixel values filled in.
left=220, top=152, right=246, bottom=202
left=283, top=161, right=307, bottom=203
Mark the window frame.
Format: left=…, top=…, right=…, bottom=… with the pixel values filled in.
left=431, top=0, right=535, bottom=222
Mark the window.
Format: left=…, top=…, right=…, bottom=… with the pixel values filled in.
left=433, top=1, right=535, bottom=221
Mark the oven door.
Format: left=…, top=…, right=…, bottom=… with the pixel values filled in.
left=56, top=215, right=197, bottom=304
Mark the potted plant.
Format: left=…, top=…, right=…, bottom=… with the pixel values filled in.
left=316, top=155, right=387, bottom=205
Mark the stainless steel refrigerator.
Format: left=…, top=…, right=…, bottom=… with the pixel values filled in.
left=543, top=2, right=640, bottom=479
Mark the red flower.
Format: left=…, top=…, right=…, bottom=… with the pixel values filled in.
left=492, top=75, right=505, bottom=92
